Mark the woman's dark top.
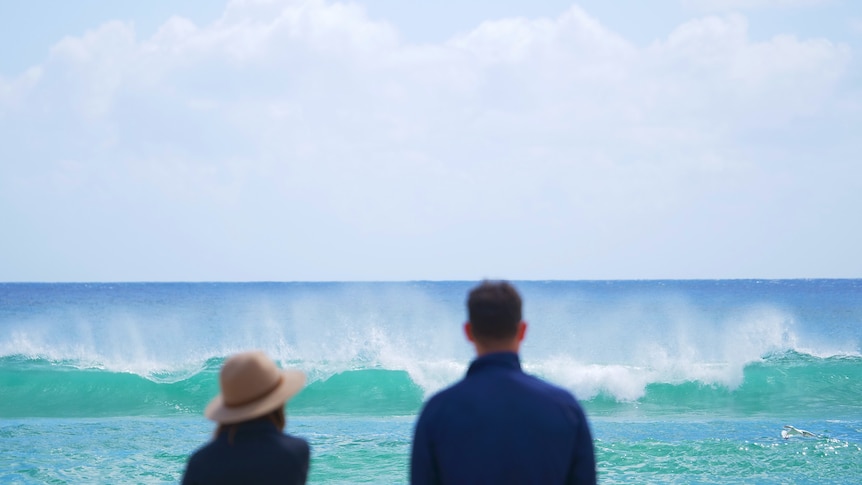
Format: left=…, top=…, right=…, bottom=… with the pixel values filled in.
left=182, top=417, right=309, bottom=485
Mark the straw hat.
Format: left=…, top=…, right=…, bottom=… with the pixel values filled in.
left=205, top=351, right=306, bottom=424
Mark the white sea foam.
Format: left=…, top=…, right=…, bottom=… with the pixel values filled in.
left=516, top=303, right=810, bottom=401
left=2, top=281, right=858, bottom=397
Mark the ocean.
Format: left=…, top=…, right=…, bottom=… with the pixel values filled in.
left=1, top=280, right=861, bottom=484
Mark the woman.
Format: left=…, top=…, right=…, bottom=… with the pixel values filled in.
left=182, top=351, right=309, bottom=484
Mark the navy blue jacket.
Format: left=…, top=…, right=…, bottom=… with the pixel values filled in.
left=411, top=352, right=596, bottom=485
left=182, top=418, right=309, bottom=485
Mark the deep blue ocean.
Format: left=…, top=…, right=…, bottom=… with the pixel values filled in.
left=1, top=280, right=861, bottom=483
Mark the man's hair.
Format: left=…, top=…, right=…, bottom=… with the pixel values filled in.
left=467, top=280, right=523, bottom=342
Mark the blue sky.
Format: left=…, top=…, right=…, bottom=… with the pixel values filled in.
left=1, top=0, right=860, bottom=281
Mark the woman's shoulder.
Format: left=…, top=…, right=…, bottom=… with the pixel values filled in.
left=280, top=432, right=310, bottom=448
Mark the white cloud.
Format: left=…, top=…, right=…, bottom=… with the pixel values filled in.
left=681, top=0, right=832, bottom=11
left=649, top=15, right=849, bottom=123
left=0, top=67, right=41, bottom=108
left=0, top=0, right=858, bottom=280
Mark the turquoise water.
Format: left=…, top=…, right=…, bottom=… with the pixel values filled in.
left=1, top=280, right=861, bottom=483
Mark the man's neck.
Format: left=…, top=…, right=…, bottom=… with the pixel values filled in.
left=466, top=321, right=526, bottom=357
left=474, top=341, right=520, bottom=356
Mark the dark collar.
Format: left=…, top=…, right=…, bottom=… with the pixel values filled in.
left=466, top=351, right=522, bottom=376
left=217, top=416, right=280, bottom=437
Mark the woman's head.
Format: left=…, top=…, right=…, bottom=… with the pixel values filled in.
left=205, top=350, right=306, bottom=425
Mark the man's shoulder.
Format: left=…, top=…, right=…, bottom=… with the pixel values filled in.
left=421, top=366, right=582, bottom=414
left=417, top=376, right=476, bottom=422
left=421, top=378, right=465, bottom=409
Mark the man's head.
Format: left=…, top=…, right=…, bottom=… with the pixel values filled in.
left=465, top=280, right=526, bottom=354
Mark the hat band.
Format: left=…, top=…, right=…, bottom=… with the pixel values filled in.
left=224, top=375, right=284, bottom=408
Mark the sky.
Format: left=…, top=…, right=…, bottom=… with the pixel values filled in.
left=1, top=0, right=860, bottom=282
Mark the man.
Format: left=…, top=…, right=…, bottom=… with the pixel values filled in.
left=411, top=280, right=597, bottom=484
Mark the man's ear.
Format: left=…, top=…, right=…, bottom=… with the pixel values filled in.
left=464, top=322, right=475, bottom=342
left=516, top=321, right=527, bottom=342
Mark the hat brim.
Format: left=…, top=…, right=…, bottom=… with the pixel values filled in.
left=204, top=369, right=306, bottom=424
